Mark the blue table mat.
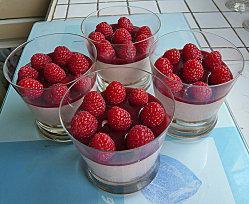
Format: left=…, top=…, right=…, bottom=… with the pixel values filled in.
left=0, top=13, right=249, bottom=204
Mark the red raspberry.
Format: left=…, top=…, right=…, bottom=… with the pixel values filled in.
left=140, top=102, right=166, bottom=128
left=80, top=91, right=106, bottom=117
left=163, top=49, right=181, bottom=64
left=163, top=73, right=183, bottom=93
left=209, top=65, right=233, bottom=85
left=31, top=53, right=52, bottom=71
left=203, top=51, right=222, bottom=71
left=43, top=63, right=66, bottom=84
left=43, top=83, right=69, bottom=106
left=182, top=43, right=201, bottom=61
left=88, top=31, right=105, bottom=43
left=107, top=106, right=131, bottom=131
left=118, top=17, right=133, bottom=32
left=95, top=22, right=113, bottom=38
left=53, top=46, right=72, bottom=67
left=68, top=52, right=89, bottom=75
left=128, top=88, right=148, bottom=106
left=17, top=78, right=43, bottom=100
left=189, top=81, right=212, bottom=102
left=126, top=125, right=155, bottom=149
left=154, top=57, right=173, bottom=76
left=18, top=65, right=38, bottom=81
left=135, top=34, right=150, bottom=55
left=70, top=111, right=98, bottom=142
left=105, top=81, right=126, bottom=105
left=89, top=133, right=116, bottom=151
left=182, top=59, right=204, bottom=83
left=95, top=40, right=115, bottom=63
left=112, top=28, right=132, bottom=44
left=116, top=41, right=136, bottom=62
left=136, top=26, right=152, bottom=37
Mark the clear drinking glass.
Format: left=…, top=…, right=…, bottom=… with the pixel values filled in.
left=81, top=6, right=161, bottom=90
left=3, top=33, right=96, bottom=142
left=225, top=0, right=249, bottom=12
left=59, top=67, right=175, bottom=194
left=149, top=30, right=244, bottom=139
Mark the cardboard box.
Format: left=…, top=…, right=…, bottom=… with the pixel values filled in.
left=0, top=0, right=51, bottom=19
left=0, top=18, right=42, bottom=40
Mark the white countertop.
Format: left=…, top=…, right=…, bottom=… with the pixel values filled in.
left=47, top=0, right=249, bottom=144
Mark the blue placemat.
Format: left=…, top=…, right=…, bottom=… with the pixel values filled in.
left=0, top=13, right=249, bottom=204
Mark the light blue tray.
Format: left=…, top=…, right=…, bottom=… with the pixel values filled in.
left=0, top=13, right=248, bottom=204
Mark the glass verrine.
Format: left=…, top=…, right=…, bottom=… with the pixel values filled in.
left=3, top=33, right=96, bottom=142
left=81, top=6, right=161, bottom=90
left=149, top=30, right=244, bottom=139
left=59, top=67, right=175, bottom=194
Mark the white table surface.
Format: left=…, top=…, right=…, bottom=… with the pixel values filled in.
left=47, top=0, right=249, bottom=145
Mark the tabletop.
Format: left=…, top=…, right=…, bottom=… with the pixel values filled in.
left=0, top=12, right=249, bottom=204
left=48, top=0, right=249, bottom=151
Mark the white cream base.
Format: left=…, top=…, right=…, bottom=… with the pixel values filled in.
left=154, top=88, right=224, bottom=122
left=28, top=97, right=83, bottom=126
left=96, top=57, right=151, bottom=85
left=83, top=147, right=161, bottom=183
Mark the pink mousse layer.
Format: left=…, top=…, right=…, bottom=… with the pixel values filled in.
left=154, top=87, right=224, bottom=122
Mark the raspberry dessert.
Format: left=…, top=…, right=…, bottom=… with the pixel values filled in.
left=150, top=29, right=245, bottom=138
left=60, top=76, right=174, bottom=193
left=82, top=7, right=161, bottom=89
left=14, top=45, right=95, bottom=139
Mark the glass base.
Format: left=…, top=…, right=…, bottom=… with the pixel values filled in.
left=85, top=157, right=160, bottom=194
left=36, top=120, right=71, bottom=143
left=97, top=73, right=151, bottom=92
left=168, top=115, right=218, bottom=141
left=225, top=0, right=249, bottom=12
left=242, top=20, right=249, bottom=31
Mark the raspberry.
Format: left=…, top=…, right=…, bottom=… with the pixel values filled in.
left=112, top=28, right=132, bottom=44
left=68, top=52, right=89, bottom=75
left=88, top=31, right=106, bottom=43
left=163, top=49, right=181, bottom=64
left=95, top=22, right=113, bottom=38
left=163, top=73, right=183, bottom=93
left=95, top=40, right=115, bottom=63
left=182, top=43, right=201, bottom=61
left=43, top=83, right=69, bottom=106
left=135, top=34, right=149, bottom=55
left=53, top=46, right=72, bottom=67
left=154, top=57, right=173, bottom=76
left=116, top=41, right=136, bottom=62
left=189, top=81, right=212, bottom=102
left=209, top=65, right=233, bottom=85
left=126, top=125, right=155, bottom=149
left=18, top=65, right=38, bottom=81
left=182, top=59, right=204, bottom=83
left=31, top=53, right=52, bottom=71
left=70, top=111, right=98, bottom=142
left=107, top=106, right=131, bottom=131
left=136, top=26, right=152, bottom=37
left=128, top=88, right=148, bottom=106
left=71, top=76, right=93, bottom=93
left=80, top=91, right=106, bottom=117
left=17, top=78, right=43, bottom=100
left=118, top=17, right=134, bottom=32
left=203, top=51, right=222, bottom=71
left=140, top=102, right=166, bottom=128
left=89, top=133, right=116, bottom=151
left=43, top=63, right=66, bottom=84
left=105, top=81, right=126, bottom=105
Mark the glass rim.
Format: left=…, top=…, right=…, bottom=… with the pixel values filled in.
left=149, top=29, right=245, bottom=88
left=3, top=32, right=97, bottom=91
left=59, top=66, right=175, bottom=154
left=81, top=5, right=161, bottom=46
